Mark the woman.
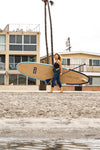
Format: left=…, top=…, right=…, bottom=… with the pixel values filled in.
left=49, top=53, right=63, bottom=93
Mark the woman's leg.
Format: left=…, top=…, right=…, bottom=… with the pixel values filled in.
left=51, top=72, right=57, bottom=87
left=56, top=71, right=63, bottom=93
left=49, top=72, right=57, bottom=93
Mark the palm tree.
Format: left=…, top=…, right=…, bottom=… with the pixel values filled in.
left=42, top=0, right=49, bottom=64
left=42, top=0, right=54, bottom=64
left=47, top=0, right=54, bottom=64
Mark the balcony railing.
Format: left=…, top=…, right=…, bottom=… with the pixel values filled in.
left=3, top=24, right=40, bottom=33
left=62, top=64, right=100, bottom=72
left=1, top=62, right=100, bottom=72
left=0, top=63, right=5, bottom=70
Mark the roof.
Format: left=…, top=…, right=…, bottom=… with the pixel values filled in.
left=40, top=51, right=100, bottom=59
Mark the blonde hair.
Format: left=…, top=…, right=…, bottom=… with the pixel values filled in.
left=55, top=53, right=62, bottom=61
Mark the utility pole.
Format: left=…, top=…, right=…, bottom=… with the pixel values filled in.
left=66, top=37, right=71, bottom=52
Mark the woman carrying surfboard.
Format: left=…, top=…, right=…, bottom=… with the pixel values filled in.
left=49, top=53, right=63, bottom=93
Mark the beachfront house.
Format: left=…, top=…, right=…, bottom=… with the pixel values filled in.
left=40, top=51, right=100, bottom=91
left=0, top=24, right=40, bottom=90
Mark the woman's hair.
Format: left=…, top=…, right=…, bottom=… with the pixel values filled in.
left=55, top=53, right=62, bottom=61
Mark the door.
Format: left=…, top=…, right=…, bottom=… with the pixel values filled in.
left=73, top=59, right=79, bottom=71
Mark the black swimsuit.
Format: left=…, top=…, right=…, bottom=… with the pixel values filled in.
left=53, top=62, right=60, bottom=72
left=54, top=62, right=60, bottom=69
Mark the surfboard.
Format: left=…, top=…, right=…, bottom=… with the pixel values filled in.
left=17, top=62, right=89, bottom=85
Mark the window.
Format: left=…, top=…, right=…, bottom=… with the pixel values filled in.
left=24, top=45, right=36, bottom=51
left=17, top=35, right=22, bottom=43
left=9, top=55, right=20, bottom=70
left=0, top=75, right=4, bottom=85
left=67, top=59, right=70, bottom=66
left=29, top=56, right=36, bottom=62
left=93, top=60, right=100, bottom=66
left=22, top=56, right=28, bottom=62
left=9, top=55, right=16, bottom=70
left=62, top=58, right=70, bottom=65
left=89, top=77, right=92, bottom=85
left=9, top=45, right=22, bottom=51
left=9, top=55, right=36, bottom=70
left=62, top=58, right=67, bottom=65
left=15, top=56, right=21, bottom=64
left=9, top=35, right=37, bottom=51
left=31, top=35, right=37, bottom=44
left=28, top=77, right=36, bottom=85
left=89, top=77, right=100, bottom=85
left=24, top=35, right=29, bottom=43
left=0, top=35, right=6, bottom=51
left=89, top=59, right=100, bottom=66
left=0, top=55, right=5, bottom=70
left=9, top=74, right=17, bottom=85
left=89, top=59, right=92, bottom=66
left=0, top=55, right=5, bottom=63
left=10, top=35, right=15, bottom=43
left=9, top=35, right=22, bottom=43
left=18, top=75, right=26, bottom=85
left=9, top=74, right=36, bottom=85
left=24, top=35, right=36, bottom=44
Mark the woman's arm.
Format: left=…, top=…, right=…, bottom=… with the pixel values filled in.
left=57, top=60, right=62, bottom=75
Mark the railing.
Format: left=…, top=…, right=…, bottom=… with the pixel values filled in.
left=3, top=24, right=40, bottom=33
left=0, top=63, right=5, bottom=70
left=1, top=63, right=100, bottom=72
left=62, top=64, right=100, bottom=72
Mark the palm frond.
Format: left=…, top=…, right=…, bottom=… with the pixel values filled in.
left=49, top=0, right=54, bottom=6
left=41, top=0, right=47, bottom=3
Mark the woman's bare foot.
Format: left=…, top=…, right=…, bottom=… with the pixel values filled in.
left=48, top=87, right=53, bottom=93
left=60, top=87, right=63, bottom=93
left=48, top=91, right=53, bottom=93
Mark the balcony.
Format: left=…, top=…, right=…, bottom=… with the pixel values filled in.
left=62, top=64, right=100, bottom=73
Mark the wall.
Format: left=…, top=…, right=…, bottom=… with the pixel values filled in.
left=41, top=53, right=100, bottom=65
left=0, top=85, right=39, bottom=91
left=54, top=85, right=100, bottom=91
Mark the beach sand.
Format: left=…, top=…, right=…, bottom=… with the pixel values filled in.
left=0, top=91, right=100, bottom=139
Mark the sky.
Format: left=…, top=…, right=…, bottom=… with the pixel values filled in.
left=0, top=0, right=100, bottom=56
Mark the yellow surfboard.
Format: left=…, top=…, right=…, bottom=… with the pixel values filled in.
left=17, top=62, right=89, bottom=85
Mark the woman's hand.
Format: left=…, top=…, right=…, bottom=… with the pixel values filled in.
left=60, top=73, right=62, bottom=76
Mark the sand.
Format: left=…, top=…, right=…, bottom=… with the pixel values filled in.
left=0, top=91, right=100, bottom=139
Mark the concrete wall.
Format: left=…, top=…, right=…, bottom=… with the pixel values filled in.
left=54, top=85, right=100, bottom=91
left=0, top=85, right=100, bottom=91
left=0, top=85, right=39, bottom=91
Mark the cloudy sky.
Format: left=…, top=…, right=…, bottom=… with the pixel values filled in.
left=0, top=0, right=100, bottom=56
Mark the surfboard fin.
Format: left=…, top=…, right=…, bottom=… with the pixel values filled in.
left=81, top=78, right=88, bottom=82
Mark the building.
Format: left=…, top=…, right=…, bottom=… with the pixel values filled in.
left=41, top=51, right=100, bottom=87
left=0, top=24, right=40, bottom=88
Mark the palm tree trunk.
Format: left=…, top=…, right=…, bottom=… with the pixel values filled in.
left=44, top=1, right=49, bottom=64
left=47, top=0, right=54, bottom=65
